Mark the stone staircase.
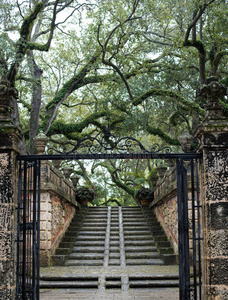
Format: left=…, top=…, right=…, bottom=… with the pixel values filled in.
left=40, top=206, right=178, bottom=290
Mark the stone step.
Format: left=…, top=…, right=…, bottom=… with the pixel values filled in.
left=72, top=246, right=105, bottom=253
left=125, top=252, right=160, bottom=259
left=109, top=236, right=119, bottom=241
left=123, top=218, right=146, bottom=222
left=129, top=279, right=179, bottom=288
left=124, top=240, right=155, bottom=246
left=75, top=229, right=106, bottom=233
left=109, top=241, right=120, bottom=246
left=77, top=231, right=106, bottom=236
left=108, top=259, right=120, bottom=266
left=74, top=241, right=105, bottom=246
left=122, top=226, right=150, bottom=231
left=124, top=235, right=153, bottom=240
left=85, top=215, right=107, bottom=218
left=126, top=258, right=164, bottom=265
left=65, top=260, right=103, bottom=266
left=76, top=236, right=105, bottom=241
left=125, top=246, right=157, bottom=252
left=106, top=280, right=121, bottom=288
left=110, top=231, right=119, bottom=235
left=123, top=222, right=147, bottom=226
left=124, top=230, right=151, bottom=235
left=69, top=253, right=104, bottom=259
left=40, top=280, right=98, bottom=288
left=81, top=225, right=107, bottom=229
left=122, top=214, right=145, bottom=217
left=109, top=253, right=120, bottom=259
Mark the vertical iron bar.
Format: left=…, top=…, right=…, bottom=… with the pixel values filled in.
left=37, top=160, right=41, bottom=300
left=16, top=161, right=22, bottom=299
left=195, top=159, right=202, bottom=300
left=33, top=161, right=37, bottom=299
left=177, top=159, right=191, bottom=300
left=177, top=158, right=184, bottom=300
left=22, top=161, right=27, bottom=299
left=182, top=160, right=190, bottom=299
left=191, top=159, right=197, bottom=299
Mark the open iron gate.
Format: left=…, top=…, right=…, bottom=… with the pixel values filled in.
left=16, top=153, right=203, bottom=300
left=16, top=160, right=41, bottom=300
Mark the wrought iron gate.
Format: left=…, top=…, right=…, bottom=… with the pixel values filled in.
left=16, top=160, right=41, bottom=300
left=16, top=151, right=202, bottom=300
left=177, top=158, right=202, bottom=300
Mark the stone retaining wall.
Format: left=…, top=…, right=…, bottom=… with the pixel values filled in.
left=150, top=166, right=196, bottom=256
left=150, top=167, right=179, bottom=254
left=39, top=161, right=80, bottom=267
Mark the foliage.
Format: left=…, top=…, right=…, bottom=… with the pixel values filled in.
left=135, top=187, right=154, bottom=202
left=0, top=0, right=227, bottom=204
left=76, top=186, right=96, bottom=203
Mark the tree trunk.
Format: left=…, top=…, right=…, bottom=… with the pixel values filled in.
left=29, top=57, right=43, bottom=154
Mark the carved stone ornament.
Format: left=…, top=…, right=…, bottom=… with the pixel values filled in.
left=34, top=131, right=49, bottom=154
left=0, top=75, right=18, bottom=123
left=200, top=81, right=227, bottom=119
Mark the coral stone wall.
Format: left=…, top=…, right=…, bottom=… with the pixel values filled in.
left=151, top=167, right=197, bottom=256
left=153, top=195, right=178, bottom=253
left=39, top=162, right=79, bottom=267
left=150, top=168, right=179, bottom=253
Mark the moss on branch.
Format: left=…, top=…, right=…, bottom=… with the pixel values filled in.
left=133, top=88, right=205, bottom=115
left=146, top=125, right=180, bottom=146
left=47, top=111, right=107, bottom=136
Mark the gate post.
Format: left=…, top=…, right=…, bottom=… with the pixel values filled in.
left=195, top=80, right=228, bottom=299
left=0, top=77, right=23, bottom=299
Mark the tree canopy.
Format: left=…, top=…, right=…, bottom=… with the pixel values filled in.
left=1, top=0, right=227, bottom=205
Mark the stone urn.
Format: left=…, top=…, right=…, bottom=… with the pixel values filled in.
left=62, top=166, right=74, bottom=180
left=76, top=187, right=96, bottom=206
left=52, top=160, right=61, bottom=169
left=135, top=187, right=154, bottom=206
left=150, top=172, right=159, bottom=188
left=34, top=131, right=49, bottom=154
left=156, top=166, right=167, bottom=179
left=179, top=131, right=194, bottom=153
left=71, top=174, right=80, bottom=188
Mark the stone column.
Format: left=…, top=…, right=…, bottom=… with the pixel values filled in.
left=0, top=77, right=23, bottom=299
left=195, top=80, right=228, bottom=299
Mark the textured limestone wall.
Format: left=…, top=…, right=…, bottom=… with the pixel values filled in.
left=200, top=147, right=228, bottom=299
left=0, top=151, right=17, bottom=299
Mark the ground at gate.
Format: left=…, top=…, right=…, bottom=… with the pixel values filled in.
left=40, top=288, right=179, bottom=300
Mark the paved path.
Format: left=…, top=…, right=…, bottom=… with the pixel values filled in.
left=40, top=265, right=179, bottom=277
left=40, top=288, right=179, bottom=300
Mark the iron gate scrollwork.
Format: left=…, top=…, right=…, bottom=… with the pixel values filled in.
left=16, top=160, right=41, bottom=300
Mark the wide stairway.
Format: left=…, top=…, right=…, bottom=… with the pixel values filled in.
left=40, top=206, right=179, bottom=290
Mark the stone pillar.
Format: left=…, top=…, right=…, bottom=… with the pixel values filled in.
left=0, top=77, right=23, bottom=299
left=195, top=80, right=228, bottom=299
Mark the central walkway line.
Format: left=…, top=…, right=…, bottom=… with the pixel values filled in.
left=119, top=207, right=126, bottom=268
left=103, top=206, right=111, bottom=268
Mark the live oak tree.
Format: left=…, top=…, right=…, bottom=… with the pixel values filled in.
left=0, top=0, right=227, bottom=200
